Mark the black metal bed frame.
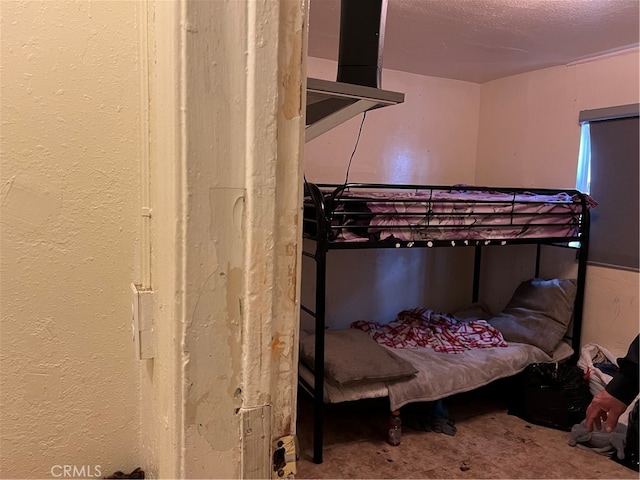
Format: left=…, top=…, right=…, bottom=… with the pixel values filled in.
left=299, top=182, right=591, bottom=464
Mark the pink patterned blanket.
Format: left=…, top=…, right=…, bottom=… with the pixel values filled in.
left=351, top=308, right=507, bottom=354
left=328, top=188, right=596, bottom=242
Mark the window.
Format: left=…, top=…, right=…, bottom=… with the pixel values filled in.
left=576, top=123, right=591, bottom=194
left=577, top=104, right=639, bottom=271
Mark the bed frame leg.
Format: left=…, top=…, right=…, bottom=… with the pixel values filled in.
left=312, top=397, right=324, bottom=464
left=313, top=247, right=327, bottom=464
left=572, top=236, right=589, bottom=359
left=472, top=245, right=482, bottom=303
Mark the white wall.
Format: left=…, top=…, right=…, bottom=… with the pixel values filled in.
left=1, top=2, right=304, bottom=478
left=305, top=51, right=638, bottom=356
left=140, top=2, right=306, bottom=478
left=476, top=48, right=640, bottom=356
left=0, top=1, right=141, bottom=478
left=306, top=57, right=481, bottom=185
left=303, top=58, right=481, bottom=330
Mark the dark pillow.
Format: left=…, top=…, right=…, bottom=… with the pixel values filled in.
left=487, top=278, right=577, bottom=355
left=454, top=302, right=493, bottom=321
left=299, top=328, right=417, bottom=385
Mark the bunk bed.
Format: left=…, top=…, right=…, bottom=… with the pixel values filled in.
left=299, top=182, right=594, bottom=464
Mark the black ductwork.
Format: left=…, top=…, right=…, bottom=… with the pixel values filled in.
left=337, top=0, right=388, bottom=88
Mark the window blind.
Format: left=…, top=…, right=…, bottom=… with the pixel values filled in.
left=587, top=115, right=639, bottom=270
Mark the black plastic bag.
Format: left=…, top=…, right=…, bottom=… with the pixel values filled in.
left=614, top=400, right=640, bottom=472
left=508, top=361, right=593, bottom=431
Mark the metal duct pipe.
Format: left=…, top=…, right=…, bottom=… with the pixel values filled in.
left=337, top=0, right=388, bottom=88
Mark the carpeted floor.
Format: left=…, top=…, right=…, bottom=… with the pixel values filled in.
left=295, top=386, right=638, bottom=479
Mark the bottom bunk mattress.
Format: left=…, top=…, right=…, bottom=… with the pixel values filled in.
left=298, top=336, right=573, bottom=411
left=299, top=277, right=579, bottom=411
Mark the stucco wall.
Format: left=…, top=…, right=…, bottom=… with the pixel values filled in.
left=476, top=49, right=639, bottom=356
left=303, top=58, right=481, bottom=329
left=1, top=1, right=141, bottom=477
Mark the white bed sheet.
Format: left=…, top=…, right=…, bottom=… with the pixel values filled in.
left=298, top=341, right=573, bottom=411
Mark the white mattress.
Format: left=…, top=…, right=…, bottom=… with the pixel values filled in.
left=299, top=340, right=573, bottom=411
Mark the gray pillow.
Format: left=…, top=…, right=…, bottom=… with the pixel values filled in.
left=487, top=278, right=577, bottom=355
left=299, top=328, right=417, bottom=385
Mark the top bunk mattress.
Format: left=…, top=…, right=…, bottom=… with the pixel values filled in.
left=303, top=183, right=595, bottom=245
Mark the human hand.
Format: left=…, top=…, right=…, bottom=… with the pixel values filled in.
left=585, top=390, right=628, bottom=433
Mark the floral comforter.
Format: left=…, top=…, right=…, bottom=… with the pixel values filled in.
left=327, top=189, right=595, bottom=243
left=351, top=308, right=507, bottom=354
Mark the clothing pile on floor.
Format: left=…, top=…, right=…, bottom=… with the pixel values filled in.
left=569, top=340, right=640, bottom=472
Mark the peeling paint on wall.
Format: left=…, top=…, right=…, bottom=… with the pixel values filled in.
left=283, top=28, right=303, bottom=120
left=177, top=0, right=306, bottom=476
left=285, top=240, right=299, bottom=302
left=185, top=266, right=243, bottom=452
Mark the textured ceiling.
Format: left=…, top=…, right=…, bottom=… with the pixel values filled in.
left=308, top=0, right=640, bottom=84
